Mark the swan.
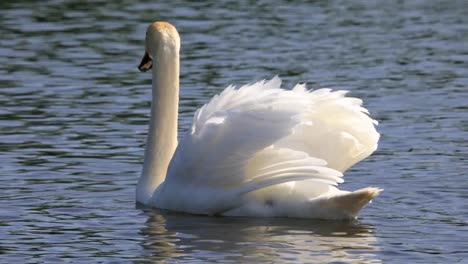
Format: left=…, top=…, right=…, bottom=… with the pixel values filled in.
left=136, top=21, right=382, bottom=219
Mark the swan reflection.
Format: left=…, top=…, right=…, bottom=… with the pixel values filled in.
left=138, top=208, right=381, bottom=263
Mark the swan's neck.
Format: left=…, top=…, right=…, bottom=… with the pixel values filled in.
left=137, top=49, right=179, bottom=204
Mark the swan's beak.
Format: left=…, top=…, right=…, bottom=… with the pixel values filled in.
left=138, top=51, right=153, bottom=72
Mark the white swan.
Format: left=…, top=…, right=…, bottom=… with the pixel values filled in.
left=136, top=21, right=382, bottom=219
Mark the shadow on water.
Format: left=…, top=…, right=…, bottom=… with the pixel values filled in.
left=137, top=207, right=381, bottom=263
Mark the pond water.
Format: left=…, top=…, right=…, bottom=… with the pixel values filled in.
left=0, top=0, right=467, bottom=263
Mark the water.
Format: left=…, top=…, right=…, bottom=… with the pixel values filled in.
left=1, top=0, right=467, bottom=263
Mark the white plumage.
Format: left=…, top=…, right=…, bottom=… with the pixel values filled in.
left=137, top=22, right=382, bottom=219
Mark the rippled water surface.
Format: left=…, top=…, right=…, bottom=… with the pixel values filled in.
left=1, top=0, right=467, bottom=263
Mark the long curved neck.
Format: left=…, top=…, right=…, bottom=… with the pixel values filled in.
left=137, top=48, right=179, bottom=204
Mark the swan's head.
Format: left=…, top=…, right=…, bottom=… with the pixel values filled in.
left=138, top=21, right=181, bottom=72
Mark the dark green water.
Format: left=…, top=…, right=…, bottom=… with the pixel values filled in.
left=1, top=1, right=467, bottom=263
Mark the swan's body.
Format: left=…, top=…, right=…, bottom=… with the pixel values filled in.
left=136, top=21, right=381, bottom=219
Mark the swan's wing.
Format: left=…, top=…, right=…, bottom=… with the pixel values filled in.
left=278, top=85, right=380, bottom=172
left=166, top=77, right=343, bottom=191
left=163, top=77, right=378, bottom=213
left=238, top=146, right=343, bottom=195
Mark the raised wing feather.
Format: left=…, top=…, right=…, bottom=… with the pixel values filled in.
left=278, top=86, right=380, bottom=172
left=166, top=77, right=315, bottom=189
left=239, top=146, right=343, bottom=195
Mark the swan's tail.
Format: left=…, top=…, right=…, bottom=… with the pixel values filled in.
left=322, top=187, right=382, bottom=219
